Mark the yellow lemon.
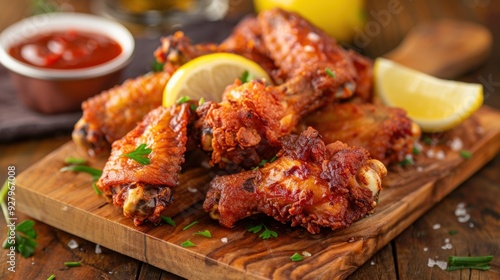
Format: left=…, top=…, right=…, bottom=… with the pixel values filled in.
left=254, top=0, right=365, bottom=43
left=374, top=58, right=483, bottom=132
left=163, top=53, right=271, bottom=107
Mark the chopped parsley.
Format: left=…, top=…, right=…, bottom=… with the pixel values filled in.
left=412, top=146, right=420, bottom=155
left=176, top=96, right=191, bottom=104
left=121, top=144, right=152, bottom=165
left=325, top=68, right=336, bottom=78
left=239, top=70, right=254, bottom=83
left=290, top=253, right=303, bottom=262
left=460, top=150, right=472, bottom=159
left=152, top=60, right=164, bottom=72
left=182, top=221, right=199, bottom=230
left=194, top=230, right=212, bottom=238
left=181, top=240, right=195, bottom=247
left=64, top=261, right=81, bottom=267
left=161, top=216, right=175, bottom=226
left=248, top=223, right=278, bottom=239
left=64, top=157, right=87, bottom=165
left=448, top=229, right=458, bottom=235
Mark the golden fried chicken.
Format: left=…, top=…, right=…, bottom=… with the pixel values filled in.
left=258, top=8, right=358, bottom=99
left=301, top=103, right=421, bottom=165
left=96, top=103, right=195, bottom=226
left=72, top=71, right=170, bottom=156
left=203, top=127, right=387, bottom=234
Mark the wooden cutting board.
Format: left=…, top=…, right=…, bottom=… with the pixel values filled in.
left=14, top=20, right=499, bottom=280
left=14, top=106, right=500, bottom=280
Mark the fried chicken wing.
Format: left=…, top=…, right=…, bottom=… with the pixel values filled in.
left=203, top=127, right=387, bottom=234
left=96, top=103, right=194, bottom=226
left=258, top=8, right=358, bottom=100
left=301, top=103, right=421, bottom=165
left=72, top=71, right=170, bottom=156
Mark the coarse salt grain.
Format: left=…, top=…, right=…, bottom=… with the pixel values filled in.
left=423, top=247, right=428, bottom=252
left=307, top=32, right=320, bottom=41
left=458, top=214, right=470, bottom=223
left=416, top=166, right=423, bottom=172
left=201, top=161, right=211, bottom=168
left=95, top=244, right=102, bottom=254
left=302, top=251, right=312, bottom=257
left=370, top=260, right=376, bottom=265
left=469, top=222, right=475, bottom=228
left=432, top=223, right=441, bottom=230
left=221, top=237, right=228, bottom=243
left=426, top=149, right=435, bottom=158
left=187, top=186, right=198, bottom=193
left=435, top=150, right=445, bottom=160
left=304, top=45, right=314, bottom=52
left=428, top=258, right=448, bottom=270
left=67, top=239, right=79, bottom=249
left=449, top=138, right=463, bottom=151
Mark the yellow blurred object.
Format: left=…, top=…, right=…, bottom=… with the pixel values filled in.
left=374, top=58, right=483, bottom=132
left=253, top=0, right=365, bottom=42
left=163, top=53, right=271, bottom=107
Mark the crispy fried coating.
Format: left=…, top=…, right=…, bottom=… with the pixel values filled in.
left=203, top=127, right=387, bottom=234
left=97, top=104, right=194, bottom=226
left=258, top=8, right=358, bottom=99
left=72, top=72, right=170, bottom=156
left=301, top=103, right=421, bottom=165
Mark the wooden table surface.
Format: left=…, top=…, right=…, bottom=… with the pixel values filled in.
left=1, top=1, right=499, bottom=279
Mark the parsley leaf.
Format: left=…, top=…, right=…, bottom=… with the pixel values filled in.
left=290, top=253, right=303, bottom=262
left=121, top=144, right=152, bottom=165
left=182, top=221, right=199, bottom=230
left=248, top=223, right=278, bottom=239
left=176, top=96, right=191, bottom=104
left=325, top=68, right=336, bottom=78
left=152, top=60, right=164, bottom=72
left=181, top=240, right=195, bottom=247
left=239, top=70, right=254, bottom=83
left=194, top=230, right=212, bottom=238
left=161, top=216, right=176, bottom=226
left=460, top=150, right=472, bottom=159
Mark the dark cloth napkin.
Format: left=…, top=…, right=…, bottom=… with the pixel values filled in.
left=0, top=18, right=240, bottom=142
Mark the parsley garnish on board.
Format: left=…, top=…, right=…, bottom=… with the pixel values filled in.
left=181, top=240, right=195, bottom=247
left=60, top=157, right=103, bottom=195
left=248, top=223, right=278, bottom=239
left=161, top=216, right=176, bottom=226
left=194, top=230, right=212, bottom=238
left=182, top=220, right=199, bottom=230
left=121, top=144, right=152, bottom=165
left=290, top=253, right=303, bottom=262
left=446, top=255, right=493, bottom=271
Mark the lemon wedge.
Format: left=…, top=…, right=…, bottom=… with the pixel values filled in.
left=374, top=58, right=483, bottom=132
left=163, top=53, right=271, bottom=107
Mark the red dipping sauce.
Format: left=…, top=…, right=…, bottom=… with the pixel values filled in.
left=8, top=30, right=122, bottom=69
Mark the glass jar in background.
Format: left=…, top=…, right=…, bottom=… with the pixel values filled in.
left=96, top=0, right=246, bottom=28
left=254, top=0, right=366, bottom=43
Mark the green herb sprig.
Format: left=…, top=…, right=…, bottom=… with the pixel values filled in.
left=182, top=221, right=199, bottom=230
left=181, top=240, right=195, bottom=247
left=290, top=253, right=303, bottom=262
left=325, top=68, right=336, bottom=78
left=60, top=165, right=103, bottom=182
left=64, top=261, right=81, bottom=267
left=239, top=70, right=254, bottom=84
left=446, top=255, right=493, bottom=271
left=121, top=144, right=152, bottom=165
left=161, top=216, right=175, bottom=226
left=194, top=230, right=212, bottom=238
left=248, top=223, right=278, bottom=239
left=1, top=181, right=38, bottom=258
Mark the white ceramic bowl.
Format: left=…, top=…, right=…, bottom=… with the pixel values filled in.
left=0, top=13, right=135, bottom=114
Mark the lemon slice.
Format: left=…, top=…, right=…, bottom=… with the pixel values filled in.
left=374, top=58, right=483, bottom=132
left=163, top=53, right=271, bottom=107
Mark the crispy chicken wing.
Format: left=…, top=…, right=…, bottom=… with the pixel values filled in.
left=72, top=71, right=170, bottom=156
left=301, top=103, right=421, bottom=165
left=96, top=103, right=194, bottom=226
left=203, top=127, right=387, bottom=234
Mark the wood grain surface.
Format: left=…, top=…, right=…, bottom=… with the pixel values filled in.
left=1, top=1, right=500, bottom=279
left=12, top=106, right=500, bottom=280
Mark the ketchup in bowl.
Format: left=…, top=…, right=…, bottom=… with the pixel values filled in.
left=8, top=30, right=122, bottom=69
